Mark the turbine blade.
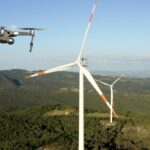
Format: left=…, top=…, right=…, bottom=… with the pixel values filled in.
left=77, top=0, right=98, bottom=61
left=25, top=62, right=76, bottom=78
left=79, top=65, right=118, bottom=118
left=95, top=79, right=110, bottom=87
left=112, top=75, right=122, bottom=85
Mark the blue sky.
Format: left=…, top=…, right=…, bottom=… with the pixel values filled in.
left=0, top=0, right=150, bottom=71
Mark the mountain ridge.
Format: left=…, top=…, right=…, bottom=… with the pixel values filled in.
left=0, top=69, right=150, bottom=115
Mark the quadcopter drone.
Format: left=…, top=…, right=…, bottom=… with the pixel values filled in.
left=0, top=26, right=43, bottom=52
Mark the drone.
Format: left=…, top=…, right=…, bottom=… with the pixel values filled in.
left=0, top=26, right=43, bottom=52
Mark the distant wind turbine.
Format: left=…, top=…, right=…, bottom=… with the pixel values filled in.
left=96, top=75, right=122, bottom=124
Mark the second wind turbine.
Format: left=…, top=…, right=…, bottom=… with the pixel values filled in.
left=96, top=76, right=122, bottom=124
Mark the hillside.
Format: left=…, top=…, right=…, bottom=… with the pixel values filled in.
left=0, top=69, right=150, bottom=149
left=0, top=69, right=150, bottom=115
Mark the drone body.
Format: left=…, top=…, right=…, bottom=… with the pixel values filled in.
left=0, top=27, right=43, bottom=52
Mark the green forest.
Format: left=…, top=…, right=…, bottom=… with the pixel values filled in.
left=0, top=105, right=148, bottom=150
left=0, top=69, right=150, bottom=149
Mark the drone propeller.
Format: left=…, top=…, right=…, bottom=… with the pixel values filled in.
left=0, top=26, right=5, bottom=29
left=19, top=27, right=44, bottom=31
left=0, top=26, right=44, bottom=30
left=0, top=26, right=20, bottom=31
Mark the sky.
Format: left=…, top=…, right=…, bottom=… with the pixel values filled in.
left=0, top=0, right=150, bottom=71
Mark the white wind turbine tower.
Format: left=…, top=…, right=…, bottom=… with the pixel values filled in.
left=96, top=75, right=122, bottom=124
left=26, top=1, right=118, bottom=150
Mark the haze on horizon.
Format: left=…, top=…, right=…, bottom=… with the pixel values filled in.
left=0, top=0, right=150, bottom=71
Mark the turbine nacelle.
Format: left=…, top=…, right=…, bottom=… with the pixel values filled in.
left=80, top=58, right=88, bottom=67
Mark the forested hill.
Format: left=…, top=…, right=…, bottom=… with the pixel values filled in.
left=0, top=69, right=150, bottom=149
left=1, top=69, right=150, bottom=92
left=0, top=69, right=150, bottom=115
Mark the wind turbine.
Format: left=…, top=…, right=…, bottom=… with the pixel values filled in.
left=26, top=1, right=118, bottom=149
left=96, top=75, right=122, bottom=124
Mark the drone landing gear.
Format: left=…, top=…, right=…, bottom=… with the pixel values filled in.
left=29, top=35, right=35, bottom=52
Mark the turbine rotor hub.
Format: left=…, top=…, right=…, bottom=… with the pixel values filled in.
left=80, top=57, right=88, bottom=67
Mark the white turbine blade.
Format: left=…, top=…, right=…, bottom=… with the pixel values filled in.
left=112, top=76, right=122, bottom=85
left=77, top=0, right=98, bottom=61
left=79, top=65, right=118, bottom=118
left=25, top=62, right=76, bottom=78
left=95, top=79, right=110, bottom=87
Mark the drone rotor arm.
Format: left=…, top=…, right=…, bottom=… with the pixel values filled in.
left=17, top=31, right=31, bottom=36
